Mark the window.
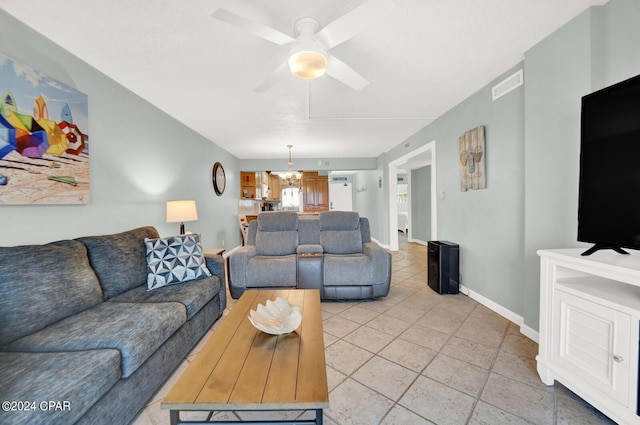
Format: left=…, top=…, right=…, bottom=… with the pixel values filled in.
left=281, top=188, right=301, bottom=210
left=397, top=184, right=408, bottom=203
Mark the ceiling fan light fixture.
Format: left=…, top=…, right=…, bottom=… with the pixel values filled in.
left=288, top=50, right=327, bottom=80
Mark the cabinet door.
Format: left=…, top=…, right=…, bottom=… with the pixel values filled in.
left=553, top=290, right=631, bottom=405
left=302, top=176, right=329, bottom=212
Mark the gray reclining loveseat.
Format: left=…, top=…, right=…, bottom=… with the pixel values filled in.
left=228, top=211, right=391, bottom=300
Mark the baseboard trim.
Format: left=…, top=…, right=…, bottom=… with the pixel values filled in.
left=459, top=284, right=539, bottom=343
left=372, top=238, right=392, bottom=251
left=407, top=238, right=428, bottom=246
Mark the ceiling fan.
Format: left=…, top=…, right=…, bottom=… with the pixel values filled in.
left=211, top=0, right=389, bottom=92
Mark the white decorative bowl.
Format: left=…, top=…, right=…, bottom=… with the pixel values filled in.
left=248, top=297, right=302, bottom=335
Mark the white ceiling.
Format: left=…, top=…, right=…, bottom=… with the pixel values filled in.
left=0, top=0, right=607, bottom=160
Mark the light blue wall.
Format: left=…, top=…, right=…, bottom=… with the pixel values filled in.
left=0, top=10, right=241, bottom=249
left=353, top=168, right=384, bottom=240
left=382, top=0, right=639, bottom=331
left=390, top=63, right=526, bottom=317
left=411, top=166, right=431, bottom=243
left=523, top=0, right=640, bottom=329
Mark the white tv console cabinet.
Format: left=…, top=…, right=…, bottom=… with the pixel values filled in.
left=537, top=249, right=640, bottom=425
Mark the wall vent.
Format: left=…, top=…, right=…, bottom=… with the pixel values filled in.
left=492, top=69, right=523, bottom=101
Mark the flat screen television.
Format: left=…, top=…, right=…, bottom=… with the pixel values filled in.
left=578, top=73, right=640, bottom=256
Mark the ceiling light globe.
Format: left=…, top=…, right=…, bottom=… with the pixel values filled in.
left=288, top=51, right=327, bottom=80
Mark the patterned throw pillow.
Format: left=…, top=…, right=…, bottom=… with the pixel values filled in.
left=145, top=233, right=211, bottom=290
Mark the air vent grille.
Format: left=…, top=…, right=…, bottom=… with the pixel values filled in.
left=492, top=69, right=523, bottom=101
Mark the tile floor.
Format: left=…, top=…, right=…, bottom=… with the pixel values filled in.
left=133, top=236, right=617, bottom=425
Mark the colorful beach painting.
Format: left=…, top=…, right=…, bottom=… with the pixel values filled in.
left=0, top=52, right=89, bottom=204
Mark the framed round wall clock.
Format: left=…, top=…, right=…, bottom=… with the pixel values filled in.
left=212, top=162, right=226, bottom=196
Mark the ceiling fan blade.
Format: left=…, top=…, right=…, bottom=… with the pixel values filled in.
left=316, top=0, right=391, bottom=49
left=212, top=9, right=295, bottom=46
left=255, top=61, right=290, bottom=92
left=325, top=55, right=369, bottom=91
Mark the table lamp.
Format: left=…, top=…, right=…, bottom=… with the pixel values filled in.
left=166, top=200, right=198, bottom=235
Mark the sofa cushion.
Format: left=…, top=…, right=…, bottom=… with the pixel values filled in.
left=258, top=211, right=299, bottom=231
left=144, top=233, right=211, bottom=290
left=247, top=255, right=297, bottom=287
left=319, top=211, right=363, bottom=254
left=0, top=350, right=120, bottom=425
left=319, top=211, right=361, bottom=231
left=109, top=274, right=220, bottom=320
left=321, top=230, right=363, bottom=255
left=323, top=254, right=373, bottom=286
left=298, top=216, right=320, bottom=244
left=77, top=226, right=160, bottom=300
left=0, top=239, right=103, bottom=346
left=255, top=231, right=299, bottom=256
left=255, top=212, right=299, bottom=256
left=4, top=301, right=186, bottom=378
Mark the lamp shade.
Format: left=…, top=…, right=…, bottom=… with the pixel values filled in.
left=166, top=200, right=198, bottom=223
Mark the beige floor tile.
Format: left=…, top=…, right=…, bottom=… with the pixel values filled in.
left=379, top=405, right=433, bottom=425
left=325, top=365, right=347, bottom=392
left=468, top=401, right=535, bottom=425
left=323, top=331, right=339, bottom=347
left=480, top=373, right=554, bottom=424
left=423, top=354, right=489, bottom=397
left=366, top=313, right=412, bottom=336
left=399, top=323, right=450, bottom=351
left=501, top=332, right=539, bottom=360
left=492, top=350, right=551, bottom=392
left=352, top=355, right=418, bottom=401
left=455, top=321, right=506, bottom=348
left=383, top=302, right=425, bottom=323
left=440, top=335, right=499, bottom=369
left=321, top=301, right=354, bottom=315
left=399, top=376, right=475, bottom=425
left=324, top=340, right=374, bottom=375
left=337, top=305, right=380, bottom=324
left=342, top=325, right=396, bottom=353
left=325, top=378, right=394, bottom=425
left=378, top=338, right=437, bottom=373
left=322, top=315, right=361, bottom=338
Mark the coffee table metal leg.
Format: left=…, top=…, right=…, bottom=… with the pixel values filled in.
left=316, top=409, right=323, bottom=425
left=170, top=410, right=179, bottom=425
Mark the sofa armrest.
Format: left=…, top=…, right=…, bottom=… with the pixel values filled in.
left=297, top=244, right=323, bottom=254
left=363, top=242, right=391, bottom=284
left=204, top=254, right=224, bottom=280
left=228, top=245, right=257, bottom=288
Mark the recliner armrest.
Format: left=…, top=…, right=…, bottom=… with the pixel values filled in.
left=297, top=244, right=323, bottom=254
left=229, top=245, right=257, bottom=288
left=363, top=242, right=391, bottom=284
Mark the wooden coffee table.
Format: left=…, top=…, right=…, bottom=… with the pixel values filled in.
left=162, top=289, right=328, bottom=424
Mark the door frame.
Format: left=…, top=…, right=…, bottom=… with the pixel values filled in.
left=388, top=141, right=437, bottom=251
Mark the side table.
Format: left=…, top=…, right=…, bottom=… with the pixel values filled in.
left=204, top=248, right=227, bottom=287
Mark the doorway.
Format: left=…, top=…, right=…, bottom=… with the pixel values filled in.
left=388, top=141, right=437, bottom=251
left=329, top=182, right=353, bottom=211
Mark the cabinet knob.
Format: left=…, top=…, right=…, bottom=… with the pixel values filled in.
left=613, top=355, right=624, bottom=363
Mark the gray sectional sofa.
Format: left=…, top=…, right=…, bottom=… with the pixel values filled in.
left=228, top=211, right=391, bottom=300
left=0, top=226, right=226, bottom=425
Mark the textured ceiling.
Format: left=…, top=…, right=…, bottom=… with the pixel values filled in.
left=0, top=0, right=607, bottom=160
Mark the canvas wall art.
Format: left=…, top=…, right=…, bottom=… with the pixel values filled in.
left=0, top=52, right=89, bottom=204
left=459, top=125, right=486, bottom=191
